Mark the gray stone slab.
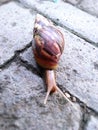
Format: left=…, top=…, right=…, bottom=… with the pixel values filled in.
left=0, top=62, right=82, bottom=130
left=0, top=1, right=35, bottom=66
left=78, top=0, right=98, bottom=17
left=19, top=0, right=98, bottom=44
left=20, top=24, right=98, bottom=112
left=85, top=116, right=98, bottom=130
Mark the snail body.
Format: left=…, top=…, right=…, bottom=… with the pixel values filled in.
left=33, top=14, right=74, bottom=105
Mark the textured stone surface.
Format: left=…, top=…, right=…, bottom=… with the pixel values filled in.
left=85, top=116, right=98, bottom=130
left=19, top=0, right=98, bottom=44
left=0, top=1, right=35, bottom=66
left=78, top=0, right=98, bottom=17
left=0, top=62, right=82, bottom=130
left=20, top=25, right=98, bottom=112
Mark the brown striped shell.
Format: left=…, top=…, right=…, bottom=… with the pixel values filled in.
left=32, top=14, right=64, bottom=70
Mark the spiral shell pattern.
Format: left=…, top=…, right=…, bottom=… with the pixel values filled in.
left=33, top=14, right=64, bottom=69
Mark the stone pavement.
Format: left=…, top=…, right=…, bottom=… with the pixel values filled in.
left=0, top=0, right=98, bottom=130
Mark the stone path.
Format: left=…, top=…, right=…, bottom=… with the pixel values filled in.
left=0, top=0, right=98, bottom=130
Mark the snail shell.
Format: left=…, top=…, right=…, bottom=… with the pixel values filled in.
left=33, top=14, right=64, bottom=70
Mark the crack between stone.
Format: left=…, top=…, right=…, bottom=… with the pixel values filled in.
left=19, top=58, right=42, bottom=77
left=79, top=111, right=90, bottom=130
left=0, top=55, right=16, bottom=70
left=0, top=41, right=42, bottom=79
left=0, top=42, right=32, bottom=69
left=0, top=0, right=15, bottom=6
left=57, top=84, right=98, bottom=116
left=75, top=95, right=98, bottom=116
left=78, top=103, right=98, bottom=130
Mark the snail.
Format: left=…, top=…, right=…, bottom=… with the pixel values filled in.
left=32, top=14, right=74, bottom=105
